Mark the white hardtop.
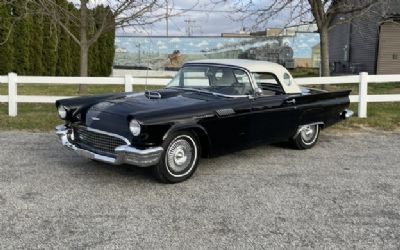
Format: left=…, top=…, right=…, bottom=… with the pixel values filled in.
left=185, top=59, right=301, bottom=94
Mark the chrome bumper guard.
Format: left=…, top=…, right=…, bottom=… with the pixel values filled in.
left=341, top=109, right=354, bottom=119
left=55, top=125, right=163, bottom=167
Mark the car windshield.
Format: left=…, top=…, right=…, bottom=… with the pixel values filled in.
left=166, top=66, right=253, bottom=96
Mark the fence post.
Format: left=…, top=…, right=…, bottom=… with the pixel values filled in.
left=358, top=72, right=368, bottom=118
left=8, top=72, right=17, bottom=117
left=124, top=75, right=133, bottom=92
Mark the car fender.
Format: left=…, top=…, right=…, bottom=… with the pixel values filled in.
left=298, top=108, right=325, bottom=127
left=162, top=123, right=212, bottom=157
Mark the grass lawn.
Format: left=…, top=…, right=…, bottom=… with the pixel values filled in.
left=0, top=84, right=160, bottom=131
left=332, top=103, right=400, bottom=130
left=0, top=76, right=399, bottom=132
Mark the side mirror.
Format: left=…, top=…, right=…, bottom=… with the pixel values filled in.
left=254, top=87, right=263, bottom=96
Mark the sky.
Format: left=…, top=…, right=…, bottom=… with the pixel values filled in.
left=69, top=0, right=297, bottom=36
left=132, top=0, right=292, bottom=36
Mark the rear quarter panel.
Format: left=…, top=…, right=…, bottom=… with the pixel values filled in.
left=295, top=90, right=351, bottom=127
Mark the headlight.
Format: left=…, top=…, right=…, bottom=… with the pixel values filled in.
left=58, top=106, right=67, bottom=119
left=129, top=119, right=141, bottom=136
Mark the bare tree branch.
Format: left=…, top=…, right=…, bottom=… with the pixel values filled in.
left=211, top=0, right=389, bottom=76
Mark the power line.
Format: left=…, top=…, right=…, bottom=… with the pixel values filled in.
left=184, top=19, right=196, bottom=36
left=170, top=8, right=237, bottom=13
left=169, top=6, right=294, bottom=13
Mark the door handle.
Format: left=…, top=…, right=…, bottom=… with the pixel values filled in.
left=285, top=99, right=296, bottom=104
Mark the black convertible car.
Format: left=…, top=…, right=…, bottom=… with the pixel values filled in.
left=56, top=59, right=353, bottom=183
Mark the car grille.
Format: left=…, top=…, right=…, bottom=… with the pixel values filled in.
left=74, top=126, right=128, bottom=155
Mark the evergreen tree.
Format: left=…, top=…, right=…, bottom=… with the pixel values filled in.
left=12, top=0, right=31, bottom=75
left=0, top=0, right=116, bottom=76
left=91, top=6, right=115, bottom=76
left=88, top=43, right=98, bottom=76
left=68, top=2, right=80, bottom=76
left=56, top=0, right=72, bottom=76
left=42, top=16, right=58, bottom=75
left=0, top=2, right=14, bottom=74
left=29, top=10, right=44, bottom=75
left=89, top=7, right=100, bottom=76
left=103, top=10, right=115, bottom=76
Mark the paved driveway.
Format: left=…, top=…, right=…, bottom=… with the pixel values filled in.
left=0, top=130, right=399, bottom=249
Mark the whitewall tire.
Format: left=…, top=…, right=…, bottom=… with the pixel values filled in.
left=152, top=131, right=200, bottom=183
left=291, top=124, right=320, bottom=149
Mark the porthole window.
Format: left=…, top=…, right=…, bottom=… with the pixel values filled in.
left=283, top=73, right=292, bottom=86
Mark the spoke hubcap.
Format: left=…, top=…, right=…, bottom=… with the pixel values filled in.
left=300, top=125, right=316, bottom=141
left=174, top=148, right=188, bottom=165
left=167, top=138, right=193, bottom=172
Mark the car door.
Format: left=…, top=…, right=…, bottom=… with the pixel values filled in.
left=249, top=72, right=300, bottom=144
left=198, top=67, right=255, bottom=154
left=250, top=95, right=300, bottom=144
left=200, top=97, right=254, bottom=154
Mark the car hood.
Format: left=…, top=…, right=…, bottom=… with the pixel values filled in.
left=85, top=88, right=222, bottom=124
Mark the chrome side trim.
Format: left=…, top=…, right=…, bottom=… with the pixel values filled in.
left=56, top=125, right=163, bottom=167
left=193, top=113, right=215, bottom=119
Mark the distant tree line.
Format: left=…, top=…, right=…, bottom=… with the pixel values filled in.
left=0, top=0, right=115, bottom=76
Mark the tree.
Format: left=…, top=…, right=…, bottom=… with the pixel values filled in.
left=0, top=2, right=14, bottom=74
left=0, top=0, right=118, bottom=76
left=56, top=0, right=72, bottom=76
left=90, top=5, right=115, bottom=76
left=42, top=15, right=59, bottom=75
left=29, top=10, right=44, bottom=75
left=32, top=0, right=167, bottom=92
left=12, top=0, right=32, bottom=75
left=221, top=0, right=387, bottom=76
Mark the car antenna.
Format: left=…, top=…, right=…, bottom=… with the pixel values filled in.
left=142, top=30, right=157, bottom=92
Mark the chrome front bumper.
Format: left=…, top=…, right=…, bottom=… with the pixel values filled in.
left=55, top=125, right=163, bottom=167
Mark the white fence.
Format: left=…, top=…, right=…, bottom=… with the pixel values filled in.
left=0, top=72, right=399, bottom=118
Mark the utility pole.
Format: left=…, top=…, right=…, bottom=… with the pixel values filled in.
left=184, top=19, right=196, bottom=36
left=166, top=0, right=169, bottom=36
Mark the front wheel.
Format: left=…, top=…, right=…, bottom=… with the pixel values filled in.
left=291, top=124, right=320, bottom=149
left=152, top=131, right=200, bottom=183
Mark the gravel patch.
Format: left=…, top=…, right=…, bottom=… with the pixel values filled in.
left=0, top=130, right=399, bottom=249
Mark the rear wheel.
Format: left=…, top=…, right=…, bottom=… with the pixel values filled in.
left=291, top=124, right=320, bottom=149
left=152, top=131, right=200, bottom=183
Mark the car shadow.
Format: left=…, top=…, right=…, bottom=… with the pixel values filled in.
left=51, top=139, right=294, bottom=183
left=77, top=159, right=159, bottom=183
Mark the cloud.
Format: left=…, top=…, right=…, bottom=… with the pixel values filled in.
left=169, top=37, right=181, bottom=43
left=195, top=40, right=209, bottom=47
left=297, top=43, right=309, bottom=48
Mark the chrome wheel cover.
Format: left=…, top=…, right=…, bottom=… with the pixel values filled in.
left=166, top=137, right=194, bottom=173
left=300, top=124, right=318, bottom=144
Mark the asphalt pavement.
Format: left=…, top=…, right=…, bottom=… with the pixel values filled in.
left=0, top=129, right=399, bottom=249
